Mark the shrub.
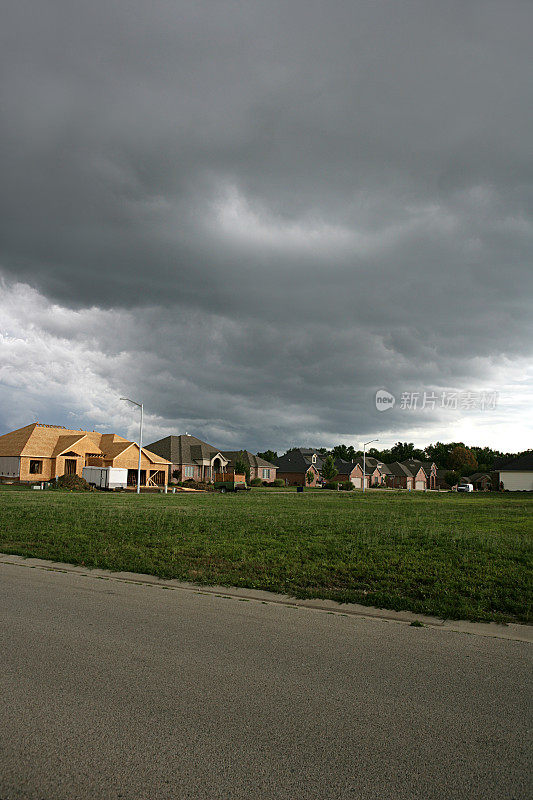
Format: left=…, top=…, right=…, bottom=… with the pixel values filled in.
left=341, top=482, right=354, bottom=491
left=50, top=474, right=94, bottom=492
left=444, top=470, right=460, bottom=488
left=324, top=482, right=338, bottom=490
left=179, top=480, right=215, bottom=491
left=272, top=479, right=284, bottom=487
left=250, top=477, right=262, bottom=486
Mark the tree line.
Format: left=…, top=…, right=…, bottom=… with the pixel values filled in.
left=257, top=442, right=528, bottom=477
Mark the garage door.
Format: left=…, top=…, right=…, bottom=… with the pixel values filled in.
left=353, top=477, right=362, bottom=488
left=415, top=480, right=425, bottom=490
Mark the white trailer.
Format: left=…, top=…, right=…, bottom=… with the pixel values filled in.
left=82, top=466, right=128, bottom=489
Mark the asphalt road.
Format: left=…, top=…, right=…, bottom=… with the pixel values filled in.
left=1, top=561, right=531, bottom=800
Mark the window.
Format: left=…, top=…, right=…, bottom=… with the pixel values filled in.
left=312, top=454, right=317, bottom=463
left=184, top=465, right=194, bottom=478
left=262, top=469, right=270, bottom=479
left=29, top=460, right=42, bottom=474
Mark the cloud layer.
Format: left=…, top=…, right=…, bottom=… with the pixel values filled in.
left=1, top=1, right=532, bottom=450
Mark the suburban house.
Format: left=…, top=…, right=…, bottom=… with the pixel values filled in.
left=220, top=450, right=277, bottom=483
left=346, top=456, right=390, bottom=488
left=331, top=459, right=360, bottom=485
left=495, top=453, right=533, bottom=491
left=464, top=472, right=492, bottom=491
left=402, top=459, right=437, bottom=489
left=386, top=462, right=416, bottom=490
left=145, top=434, right=229, bottom=482
left=333, top=458, right=381, bottom=488
left=274, top=450, right=321, bottom=486
left=0, top=423, right=170, bottom=486
left=383, top=461, right=426, bottom=490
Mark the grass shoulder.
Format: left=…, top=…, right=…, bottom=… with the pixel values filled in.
left=0, top=489, right=531, bottom=624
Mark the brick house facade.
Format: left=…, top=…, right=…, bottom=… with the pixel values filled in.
left=145, top=434, right=229, bottom=483
left=220, top=450, right=277, bottom=482
left=274, top=450, right=320, bottom=486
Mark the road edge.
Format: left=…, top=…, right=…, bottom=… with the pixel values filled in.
left=1, top=552, right=531, bottom=643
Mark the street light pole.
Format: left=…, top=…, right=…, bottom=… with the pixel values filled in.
left=121, top=398, right=143, bottom=494
left=362, top=439, right=378, bottom=493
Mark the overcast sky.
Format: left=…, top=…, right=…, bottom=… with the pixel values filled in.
left=1, top=0, right=532, bottom=453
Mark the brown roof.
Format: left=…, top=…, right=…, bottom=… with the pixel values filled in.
left=0, top=424, right=36, bottom=457
left=52, top=434, right=98, bottom=457
left=141, top=447, right=170, bottom=464
left=103, top=441, right=135, bottom=460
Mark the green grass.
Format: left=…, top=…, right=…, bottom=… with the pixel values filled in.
left=0, top=489, right=531, bottom=623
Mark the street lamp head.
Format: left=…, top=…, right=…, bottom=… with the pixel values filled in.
left=121, top=397, right=142, bottom=408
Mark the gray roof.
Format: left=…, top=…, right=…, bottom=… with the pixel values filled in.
left=145, top=434, right=226, bottom=465
left=333, top=458, right=355, bottom=475
left=402, top=459, right=435, bottom=473
left=496, top=452, right=533, bottom=471
left=467, top=472, right=492, bottom=482
left=353, top=456, right=391, bottom=475
left=275, top=449, right=324, bottom=472
left=275, top=451, right=319, bottom=473
left=221, top=450, right=277, bottom=470
left=387, top=461, right=415, bottom=477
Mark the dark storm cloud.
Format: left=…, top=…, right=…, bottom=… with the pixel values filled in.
left=1, top=1, right=532, bottom=448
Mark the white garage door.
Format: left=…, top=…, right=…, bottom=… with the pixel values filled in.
left=415, top=480, right=425, bottom=490
left=353, top=477, right=362, bottom=488
left=500, top=471, right=533, bottom=491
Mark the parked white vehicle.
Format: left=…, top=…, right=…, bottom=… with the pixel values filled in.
left=82, top=466, right=128, bottom=489
left=456, top=483, right=474, bottom=493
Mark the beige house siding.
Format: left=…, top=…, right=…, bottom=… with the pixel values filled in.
left=499, top=471, right=533, bottom=491
left=19, top=456, right=55, bottom=482
left=0, top=424, right=169, bottom=485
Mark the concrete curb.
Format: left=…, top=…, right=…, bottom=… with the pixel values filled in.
left=1, top=553, right=531, bottom=643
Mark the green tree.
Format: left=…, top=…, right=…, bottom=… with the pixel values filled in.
left=321, top=454, right=338, bottom=481
left=390, top=442, right=416, bottom=462
left=306, top=469, right=315, bottom=485
left=425, top=442, right=453, bottom=468
left=444, top=470, right=460, bottom=488
left=234, top=451, right=250, bottom=483
left=257, top=450, right=277, bottom=464
left=332, top=444, right=356, bottom=461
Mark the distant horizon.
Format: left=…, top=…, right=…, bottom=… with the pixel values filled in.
left=0, top=419, right=527, bottom=460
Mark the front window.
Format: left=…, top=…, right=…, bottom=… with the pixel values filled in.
left=312, top=454, right=317, bottom=463
left=29, top=460, right=42, bottom=474
left=184, top=465, right=194, bottom=478
left=262, top=469, right=270, bottom=479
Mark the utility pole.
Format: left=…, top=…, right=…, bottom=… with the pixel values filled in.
left=363, top=439, right=378, bottom=493
left=121, top=398, right=144, bottom=494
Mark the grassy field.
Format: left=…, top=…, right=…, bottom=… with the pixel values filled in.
left=0, top=488, right=531, bottom=623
